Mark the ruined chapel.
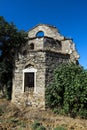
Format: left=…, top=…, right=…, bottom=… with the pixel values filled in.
left=12, top=24, right=79, bottom=109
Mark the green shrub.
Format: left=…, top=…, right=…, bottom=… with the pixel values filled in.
left=0, top=103, right=7, bottom=116
left=46, top=63, right=87, bottom=118
left=0, top=106, right=4, bottom=116
left=54, top=126, right=67, bottom=130
left=31, top=121, right=46, bottom=130
left=31, top=121, right=41, bottom=130
left=36, top=125, right=46, bottom=130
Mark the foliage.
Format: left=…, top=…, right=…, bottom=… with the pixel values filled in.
left=0, top=16, right=27, bottom=99
left=54, top=126, right=67, bottom=130
left=31, top=121, right=41, bottom=130
left=0, top=105, right=4, bottom=116
left=0, top=102, right=7, bottom=116
left=36, top=125, right=46, bottom=130
left=31, top=121, right=46, bottom=130
left=46, top=63, right=87, bottom=118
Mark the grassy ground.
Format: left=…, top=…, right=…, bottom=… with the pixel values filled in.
left=0, top=99, right=87, bottom=130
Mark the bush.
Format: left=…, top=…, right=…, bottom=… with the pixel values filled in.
left=54, top=126, right=67, bottom=130
left=36, top=125, right=46, bottom=130
left=46, top=63, right=87, bottom=118
left=0, top=103, right=7, bottom=116
left=0, top=106, right=4, bottom=116
left=31, top=121, right=46, bottom=130
left=31, top=121, right=41, bottom=130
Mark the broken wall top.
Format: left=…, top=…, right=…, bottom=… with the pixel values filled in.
left=28, top=24, right=64, bottom=40
left=27, top=24, right=79, bottom=60
left=16, top=24, right=79, bottom=63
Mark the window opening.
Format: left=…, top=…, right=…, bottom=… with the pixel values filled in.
left=23, top=67, right=37, bottom=93
left=56, top=40, right=62, bottom=50
left=29, top=43, right=34, bottom=49
left=24, top=72, right=34, bottom=92
left=36, top=31, right=44, bottom=37
left=22, top=50, right=27, bottom=56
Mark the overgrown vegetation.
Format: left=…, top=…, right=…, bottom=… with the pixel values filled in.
left=46, top=63, right=87, bottom=118
left=31, top=121, right=66, bottom=130
left=0, top=16, right=27, bottom=99
left=54, top=126, right=67, bottom=130
left=31, top=121, right=46, bottom=130
left=0, top=99, right=87, bottom=130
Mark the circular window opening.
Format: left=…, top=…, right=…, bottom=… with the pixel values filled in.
left=36, top=31, right=44, bottom=37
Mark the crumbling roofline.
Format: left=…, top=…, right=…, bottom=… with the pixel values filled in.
left=27, top=23, right=56, bottom=32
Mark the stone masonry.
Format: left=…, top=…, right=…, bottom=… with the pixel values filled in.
left=12, top=24, right=79, bottom=109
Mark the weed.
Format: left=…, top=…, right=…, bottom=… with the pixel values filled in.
left=54, top=126, right=67, bottom=130
left=36, top=125, right=46, bottom=130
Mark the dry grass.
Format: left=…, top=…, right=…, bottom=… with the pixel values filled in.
left=0, top=99, right=87, bottom=130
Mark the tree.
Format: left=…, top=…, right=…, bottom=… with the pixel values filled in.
left=46, top=63, right=87, bottom=118
left=0, top=16, right=27, bottom=99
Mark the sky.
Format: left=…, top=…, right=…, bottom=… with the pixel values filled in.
left=0, top=0, right=87, bottom=68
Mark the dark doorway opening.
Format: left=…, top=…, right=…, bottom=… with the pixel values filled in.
left=24, top=72, right=34, bottom=92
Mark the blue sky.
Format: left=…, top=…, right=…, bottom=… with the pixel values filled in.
left=0, top=0, right=87, bottom=68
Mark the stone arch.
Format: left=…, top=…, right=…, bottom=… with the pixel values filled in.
left=36, top=31, right=44, bottom=37
left=25, top=64, right=34, bottom=69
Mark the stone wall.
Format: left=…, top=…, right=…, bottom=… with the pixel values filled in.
left=12, top=51, right=46, bottom=109
left=45, top=51, right=70, bottom=87
left=28, top=38, right=44, bottom=50
left=12, top=50, right=70, bottom=109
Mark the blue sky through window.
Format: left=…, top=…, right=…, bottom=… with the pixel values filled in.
left=36, top=31, right=44, bottom=37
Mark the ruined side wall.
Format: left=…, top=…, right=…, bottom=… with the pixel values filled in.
left=45, top=52, right=70, bottom=87
left=12, top=51, right=46, bottom=109
left=28, top=24, right=79, bottom=63
left=43, top=37, right=62, bottom=52
left=28, top=37, right=62, bottom=52
left=61, top=40, right=80, bottom=62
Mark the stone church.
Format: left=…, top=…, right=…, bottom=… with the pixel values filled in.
left=12, top=24, right=79, bottom=109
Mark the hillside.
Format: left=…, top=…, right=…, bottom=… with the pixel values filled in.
left=0, top=99, right=87, bottom=130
